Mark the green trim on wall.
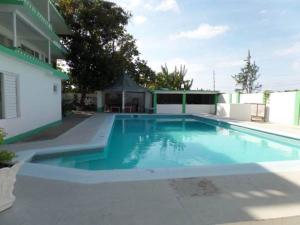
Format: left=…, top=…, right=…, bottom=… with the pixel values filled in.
left=229, top=94, right=232, bottom=104
left=0, top=44, right=69, bottom=80
left=236, top=92, right=241, bottom=104
left=4, top=120, right=62, bottom=144
left=294, top=91, right=300, bottom=126
left=182, top=92, right=186, bottom=113
left=0, top=0, right=23, bottom=5
left=153, top=93, right=157, bottom=113
left=214, top=94, right=219, bottom=115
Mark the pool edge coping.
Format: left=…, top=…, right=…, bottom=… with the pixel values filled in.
left=17, top=113, right=300, bottom=184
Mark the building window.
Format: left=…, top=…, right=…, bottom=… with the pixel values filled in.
left=0, top=34, right=13, bottom=48
left=0, top=72, right=18, bottom=119
left=186, top=94, right=215, bottom=105
left=53, top=84, right=58, bottom=93
left=20, top=44, right=39, bottom=59
left=157, top=94, right=182, bottom=104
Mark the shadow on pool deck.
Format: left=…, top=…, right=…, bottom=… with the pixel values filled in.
left=17, top=111, right=93, bottom=143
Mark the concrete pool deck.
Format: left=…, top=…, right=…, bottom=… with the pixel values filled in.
left=2, top=170, right=300, bottom=225
left=2, top=113, right=300, bottom=224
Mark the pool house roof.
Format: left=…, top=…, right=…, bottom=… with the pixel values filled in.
left=104, top=73, right=149, bottom=93
left=153, top=90, right=220, bottom=94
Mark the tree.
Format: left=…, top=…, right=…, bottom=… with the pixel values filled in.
left=232, top=51, right=262, bottom=93
left=57, top=0, right=155, bottom=105
left=152, top=64, right=193, bottom=90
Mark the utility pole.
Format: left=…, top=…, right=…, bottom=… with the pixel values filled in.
left=213, top=70, right=216, bottom=91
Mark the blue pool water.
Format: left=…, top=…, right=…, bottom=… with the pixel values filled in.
left=32, top=115, right=300, bottom=170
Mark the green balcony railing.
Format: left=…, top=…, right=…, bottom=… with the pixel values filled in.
left=0, top=44, right=68, bottom=80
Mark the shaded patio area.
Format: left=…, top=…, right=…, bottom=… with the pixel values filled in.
left=103, top=73, right=152, bottom=113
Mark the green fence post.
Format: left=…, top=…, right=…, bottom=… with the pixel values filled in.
left=236, top=92, right=240, bottom=104
left=294, top=91, right=300, bottom=126
left=182, top=92, right=186, bottom=114
left=229, top=94, right=232, bottom=104
left=214, top=94, right=219, bottom=115
left=153, top=92, right=157, bottom=114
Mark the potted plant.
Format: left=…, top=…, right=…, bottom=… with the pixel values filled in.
left=0, top=129, right=21, bottom=212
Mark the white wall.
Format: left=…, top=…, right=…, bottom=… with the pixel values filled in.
left=240, top=93, right=264, bottom=104
left=218, top=93, right=231, bottom=104
left=217, top=103, right=231, bottom=117
left=230, top=104, right=252, bottom=121
left=186, top=105, right=215, bottom=115
left=0, top=53, right=62, bottom=138
left=157, top=104, right=182, bottom=114
left=231, top=93, right=239, bottom=104
left=268, top=92, right=296, bottom=125
left=217, top=103, right=252, bottom=121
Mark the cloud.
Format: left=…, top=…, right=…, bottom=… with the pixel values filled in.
left=155, top=0, right=179, bottom=13
left=275, top=42, right=300, bottom=56
left=144, top=0, right=179, bottom=13
left=259, top=9, right=268, bottom=15
left=215, top=59, right=244, bottom=69
left=170, top=23, right=230, bottom=40
left=292, top=60, right=300, bottom=70
left=112, top=0, right=142, bottom=10
left=132, top=16, right=147, bottom=25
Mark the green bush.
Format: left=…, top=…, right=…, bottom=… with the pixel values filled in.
left=0, top=151, right=16, bottom=164
left=0, top=128, right=16, bottom=165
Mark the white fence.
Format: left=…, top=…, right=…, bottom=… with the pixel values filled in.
left=217, top=91, right=300, bottom=126
left=157, top=104, right=182, bottom=114
left=186, top=105, right=215, bottom=115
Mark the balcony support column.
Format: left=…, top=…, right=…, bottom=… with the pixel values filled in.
left=47, top=0, right=51, bottom=22
left=48, top=40, right=51, bottom=65
left=12, top=11, right=17, bottom=47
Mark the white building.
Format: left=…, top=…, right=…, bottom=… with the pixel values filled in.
left=0, top=0, right=70, bottom=143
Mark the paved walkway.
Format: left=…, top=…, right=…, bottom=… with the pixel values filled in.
left=2, top=170, right=300, bottom=225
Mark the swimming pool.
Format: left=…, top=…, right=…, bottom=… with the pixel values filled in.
left=32, top=115, right=300, bottom=171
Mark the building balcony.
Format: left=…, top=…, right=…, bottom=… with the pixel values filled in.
left=0, top=0, right=70, bottom=51
left=0, top=43, right=69, bottom=80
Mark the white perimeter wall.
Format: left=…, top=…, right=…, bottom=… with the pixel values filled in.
left=186, top=105, right=215, bottom=115
left=240, top=93, right=264, bottom=104
left=218, top=94, right=231, bottom=104
left=217, top=103, right=231, bottom=117
left=268, top=92, right=296, bottom=125
left=0, top=53, right=62, bottom=138
left=157, top=104, right=182, bottom=114
left=230, top=104, right=252, bottom=121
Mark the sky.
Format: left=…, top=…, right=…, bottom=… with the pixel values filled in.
left=110, top=0, right=300, bottom=92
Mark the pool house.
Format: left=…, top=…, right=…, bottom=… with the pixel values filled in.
left=153, top=90, right=219, bottom=115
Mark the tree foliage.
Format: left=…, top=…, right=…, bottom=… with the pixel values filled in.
left=149, top=64, right=193, bottom=90
left=57, top=0, right=155, bottom=102
left=232, top=51, right=262, bottom=93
